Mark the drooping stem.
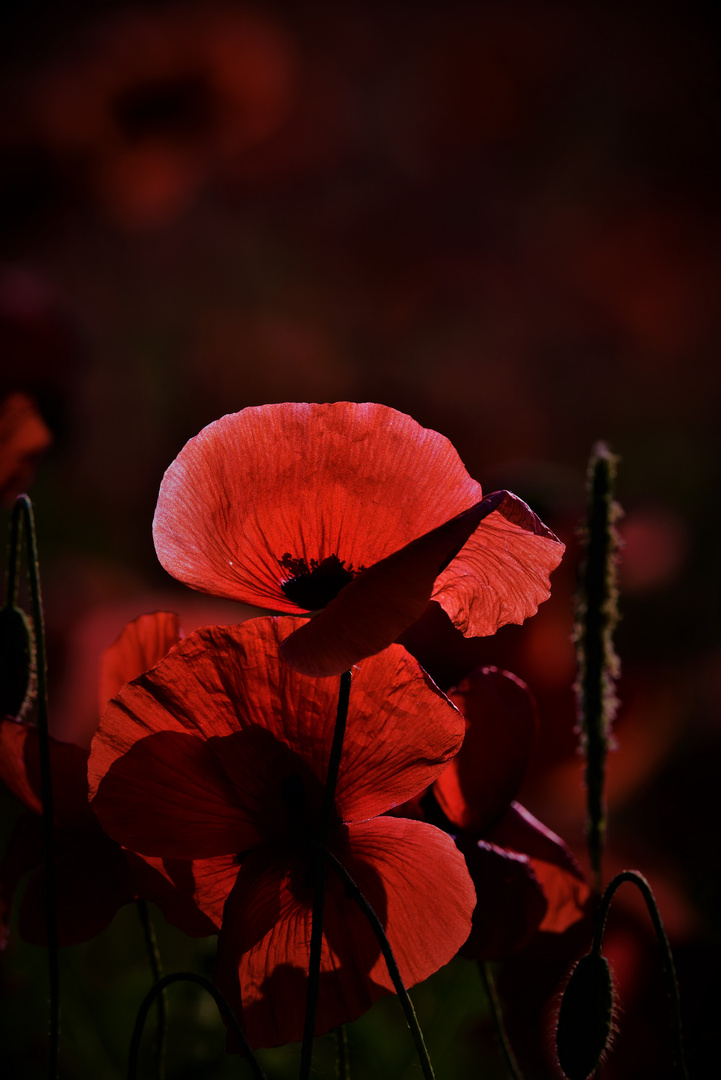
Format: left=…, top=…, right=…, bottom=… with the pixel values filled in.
left=321, top=844, right=436, bottom=1080
left=334, top=1025, right=350, bottom=1080
left=299, top=670, right=352, bottom=1080
left=14, top=496, right=59, bottom=1079
left=136, top=899, right=167, bottom=1080
left=592, top=870, right=688, bottom=1079
left=477, top=962, right=524, bottom=1080
left=127, top=971, right=266, bottom=1080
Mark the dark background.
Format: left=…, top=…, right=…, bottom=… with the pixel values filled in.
left=1, top=2, right=720, bottom=1076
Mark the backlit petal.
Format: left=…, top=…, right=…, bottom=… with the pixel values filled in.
left=434, top=667, right=538, bottom=832
left=215, top=817, right=475, bottom=1048
left=91, top=730, right=261, bottom=858
left=90, top=619, right=464, bottom=832
left=153, top=402, right=482, bottom=610
left=433, top=490, right=564, bottom=636
left=280, top=498, right=496, bottom=676
left=98, top=611, right=182, bottom=711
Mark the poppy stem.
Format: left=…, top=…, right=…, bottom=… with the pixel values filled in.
left=320, top=844, right=436, bottom=1080
left=477, top=962, right=524, bottom=1080
left=299, top=670, right=352, bottom=1080
left=127, top=971, right=266, bottom=1080
left=592, top=870, right=689, bottom=1079
left=334, top=1025, right=350, bottom=1080
left=12, top=496, right=60, bottom=1079
left=136, top=899, right=167, bottom=1080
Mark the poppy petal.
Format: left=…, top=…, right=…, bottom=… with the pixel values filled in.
left=98, top=610, right=182, bottom=711
left=90, top=619, right=464, bottom=831
left=153, top=402, right=484, bottom=612
left=91, top=730, right=261, bottom=858
left=457, top=838, right=548, bottom=960
left=0, top=718, right=94, bottom=828
left=280, top=498, right=497, bottom=676
left=487, top=802, right=590, bottom=933
left=434, top=667, right=538, bottom=832
left=215, top=817, right=475, bottom=1049
left=125, top=851, right=232, bottom=935
left=433, top=490, right=564, bottom=637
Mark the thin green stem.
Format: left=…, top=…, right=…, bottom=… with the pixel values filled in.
left=477, top=962, right=524, bottom=1080
left=334, top=1025, right=350, bottom=1080
left=321, top=844, right=435, bottom=1080
left=136, top=899, right=167, bottom=1080
left=593, top=870, right=688, bottom=1080
left=127, top=972, right=266, bottom=1080
left=15, top=496, right=59, bottom=1079
left=299, top=670, right=352, bottom=1080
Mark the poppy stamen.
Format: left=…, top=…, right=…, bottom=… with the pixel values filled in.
left=279, top=553, right=362, bottom=610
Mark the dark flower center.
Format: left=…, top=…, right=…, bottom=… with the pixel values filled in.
left=279, top=553, right=363, bottom=611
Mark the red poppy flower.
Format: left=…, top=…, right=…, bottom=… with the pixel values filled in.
left=88, top=616, right=476, bottom=1048
left=153, top=402, right=564, bottom=677
left=0, top=611, right=214, bottom=946
left=0, top=392, right=52, bottom=506
left=431, top=666, right=590, bottom=960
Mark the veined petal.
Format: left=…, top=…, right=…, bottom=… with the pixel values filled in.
left=214, top=817, right=475, bottom=1049
left=90, top=619, right=464, bottom=831
left=434, top=667, right=538, bottom=833
left=153, top=402, right=482, bottom=611
left=280, top=499, right=494, bottom=676
left=98, top=611, right=182, bottom=711
left=433, top=490, right=564, bottom=637
left=91, top=730, right=261, bottom=858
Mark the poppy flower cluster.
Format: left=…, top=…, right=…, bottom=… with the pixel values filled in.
left=3, top=401, right=581, bottom=1055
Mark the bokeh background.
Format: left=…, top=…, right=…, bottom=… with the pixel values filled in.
left=1, top=1, right=720, bottom=1077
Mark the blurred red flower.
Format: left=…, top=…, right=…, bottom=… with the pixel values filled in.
left=0, top=392, right=52, bottom=506
left=0, top=611, right=214, bottom=946
left=88, top=616, right=475, bottom=1048
left=432, top=666, right=589, bottom=959
left=153, top=402, right=564, bottom=676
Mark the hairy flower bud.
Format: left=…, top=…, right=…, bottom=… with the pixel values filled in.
left=556, top=951, right=615, bottom=1080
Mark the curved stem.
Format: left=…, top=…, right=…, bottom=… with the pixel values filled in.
left=321, top=844, right=435, bottom=1080
left=593, top=870, right=688, bottom=1079
left=477, top=962, right=524, bottom=1080
left=136, top=899, right=167, bottom=1080
left=16, top=496, right=59, bottom=1079
left=299, top=670, right=352, bottom=1080
left=127, top=971, right=266, bottom=1080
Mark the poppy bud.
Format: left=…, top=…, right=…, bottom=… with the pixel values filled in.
left=0, top=605, right=36, bottom=717
left=556, top=951, right=615, bottom=1080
